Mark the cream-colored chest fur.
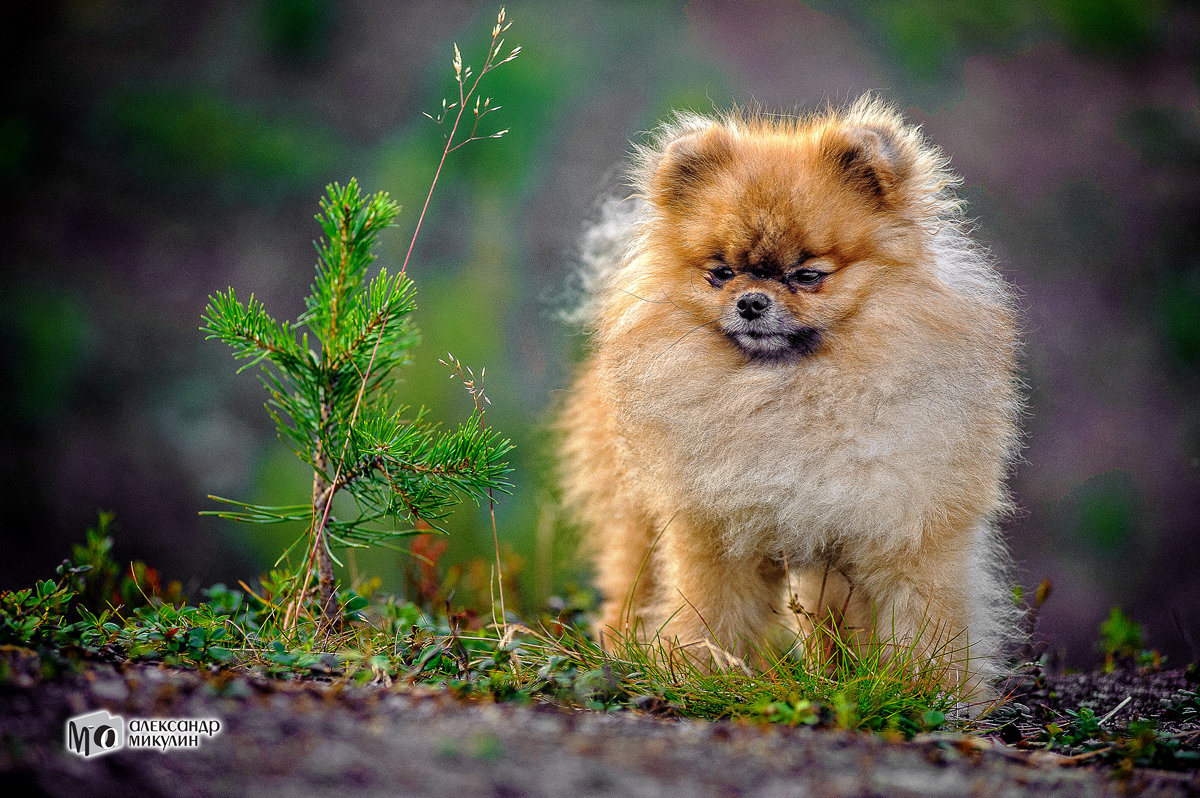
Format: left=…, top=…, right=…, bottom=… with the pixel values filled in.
left=601, top=325, right=1005, bottom=563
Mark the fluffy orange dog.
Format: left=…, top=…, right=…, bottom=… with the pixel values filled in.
left=559, top=97, right=1022, bottom=700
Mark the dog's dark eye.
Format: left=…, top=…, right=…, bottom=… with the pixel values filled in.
left=708, top=265, right=736, bottom=284
left=789, top=268, right=825, bottom=286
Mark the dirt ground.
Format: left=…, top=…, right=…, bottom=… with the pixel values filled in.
left=1, top=650, right=1196, bottom=797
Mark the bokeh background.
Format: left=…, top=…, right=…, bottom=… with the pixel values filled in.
left=2, top=0, right=1197, bottom=668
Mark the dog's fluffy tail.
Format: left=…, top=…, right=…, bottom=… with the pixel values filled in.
left=561, top=195, right=645, bottom=328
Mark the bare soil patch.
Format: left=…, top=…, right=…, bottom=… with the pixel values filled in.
left=1, top=651, right=1196, bottom=797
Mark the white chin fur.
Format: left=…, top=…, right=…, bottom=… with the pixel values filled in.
left=732, top=333, right=789, bottom=355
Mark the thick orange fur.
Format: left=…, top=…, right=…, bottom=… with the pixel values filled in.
left=559, top=97, right=1022, bottom=702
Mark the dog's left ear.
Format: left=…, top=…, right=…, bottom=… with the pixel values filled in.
left=820, top=125, right=915, bottom=208
left=649, top=124, right=734, bottom=209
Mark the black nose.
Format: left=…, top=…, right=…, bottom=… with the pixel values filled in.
left=736, top=292, right=771, bottom=321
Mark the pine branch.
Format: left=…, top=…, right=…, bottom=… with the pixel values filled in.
left=328, top=268, right=419, bottom=384
left=304, top=180, right=403, bottom=355
left=202, top=290, right=306, bottom=374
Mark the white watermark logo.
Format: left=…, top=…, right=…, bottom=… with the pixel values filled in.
left=65, top=710, right=124, bottom=758
left=65, top=711, right=221, bottom=757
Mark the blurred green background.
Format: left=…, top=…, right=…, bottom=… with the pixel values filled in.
left=1, top=0, right=1197, bottom=666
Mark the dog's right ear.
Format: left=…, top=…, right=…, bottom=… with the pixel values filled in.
left=648, top=124, right=733, bottom=209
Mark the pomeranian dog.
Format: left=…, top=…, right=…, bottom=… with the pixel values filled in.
left=558, top=96, right=1022, bottom=701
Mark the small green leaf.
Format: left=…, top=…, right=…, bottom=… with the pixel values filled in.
left=208, top=646, right=234, bottom=662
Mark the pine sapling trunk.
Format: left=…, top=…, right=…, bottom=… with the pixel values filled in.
left=311, top=443, right=338, bottom=630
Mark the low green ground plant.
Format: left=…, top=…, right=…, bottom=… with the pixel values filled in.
left=1098, top=606, right=1161, bottom=671
left=0, top=515, right=959, bottom=737
left=3, top=513, right=1198, bottom=767
left=1037, top=699, right=1200, bottom=772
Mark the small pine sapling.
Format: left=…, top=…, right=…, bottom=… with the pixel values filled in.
left=202, top=8, right=519, bottom=631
